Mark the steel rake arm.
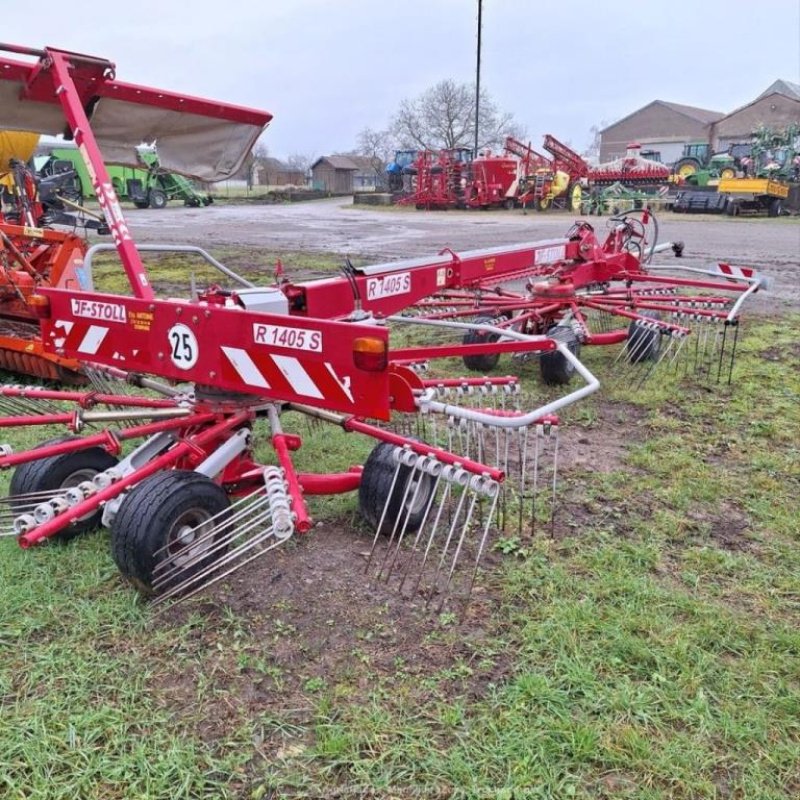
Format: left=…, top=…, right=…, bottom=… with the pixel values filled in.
left=385, top=315, right=600, bottom=428
left=417, top=342, right=599, bottom=428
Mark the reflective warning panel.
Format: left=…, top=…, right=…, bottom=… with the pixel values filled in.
left=42, top=289, right=391, bottom=420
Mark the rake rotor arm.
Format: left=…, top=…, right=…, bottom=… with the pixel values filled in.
left=288, top=404, right=505, bottom=483
left=641, top=264, right=768, bottom=321
left=0, top=413, right=217, bottom=470
left=16, top=410, right=252, bottom=548
left=418, top=341, right=599, bottom=428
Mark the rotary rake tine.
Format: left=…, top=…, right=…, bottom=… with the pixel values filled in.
left=151, top=466, right=295, bottom=606
left=363, top=445, right=502, bottom=611
left=669, top=315, right=739, bottom=386
left=0, top=490, right=68, bottom=535
left=0, top=385, right=65, bottom=416
left=722, top=322, right=740, bottom=386
left=367, top=450, right=442, bottom=581
left=360, top=344, right=582, bottom=610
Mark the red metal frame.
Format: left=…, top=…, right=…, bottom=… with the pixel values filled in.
left=0, top=44, right=559, bottom=558
left=408, top=216, right=760, bottom=351
left=0, top=43, right=272, bottom=299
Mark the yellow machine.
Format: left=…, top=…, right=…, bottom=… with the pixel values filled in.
left=718, top=177, right=790, bottom=217
left=718, top=178, right=789, bottom=198
left=0, top=131, right=40, bottom=187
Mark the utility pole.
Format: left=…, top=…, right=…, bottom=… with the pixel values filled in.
left=474, top=0, right=482, bottom=157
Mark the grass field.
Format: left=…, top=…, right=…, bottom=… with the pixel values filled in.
left=0, top=314, right=798, bottom=799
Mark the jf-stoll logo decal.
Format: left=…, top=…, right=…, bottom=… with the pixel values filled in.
left=366, top=271, right=411, bottom=300
left=70, top=298, right=128, bottom=323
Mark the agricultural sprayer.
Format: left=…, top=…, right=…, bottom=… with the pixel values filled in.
left=0, top=43, right=614, bottom=611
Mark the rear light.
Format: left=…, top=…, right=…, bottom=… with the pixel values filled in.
left=28, top=294, right=51, bottom=319
left=353, top=336, right=387, bottom=372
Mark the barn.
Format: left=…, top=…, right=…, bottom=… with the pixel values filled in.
left=599, top=80, right=800, bottom=167
left=599, top=101, right=723, bottom=164
left=712, top=80, right=800, bottom=150
left=253, top=157, right=306, bottom=187
left=310, top=155, right=358, bottom=193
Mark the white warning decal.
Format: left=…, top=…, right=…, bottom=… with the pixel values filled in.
left=167, top=324, right=199, bottom=370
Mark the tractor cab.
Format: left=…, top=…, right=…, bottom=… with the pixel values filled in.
left=448, top=147, right=474, bottom=164
left=386, top=149, right=419, bottom=191
left=683, top=143, right=710, bottom=162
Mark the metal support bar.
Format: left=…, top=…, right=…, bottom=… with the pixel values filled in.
left=82, top=244, right=255, bottom=291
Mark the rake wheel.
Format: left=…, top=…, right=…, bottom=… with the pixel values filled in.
left=358, top=442, right=434, bottom=535
left=540, top=325, right=580, bottom=386
left=462, top=316, right=501, bottom=372
left=9, top=439, right=118, bottom=540
left=111, top=471, right=230, bottom=595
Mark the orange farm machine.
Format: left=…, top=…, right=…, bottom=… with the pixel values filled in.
left=0, top=43, right=768, bottom=613
left=0, top=147, right=112, bottom=380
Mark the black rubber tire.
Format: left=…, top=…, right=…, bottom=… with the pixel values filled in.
left=540, top=325, right=580, bottom=385
left=133, top=200, right=150, bottom=209
left=462, top=315, right=501, bottom=372
left=725, top=199, right=739, bottom=217
left=358, top=442, right=434, bottom=535
left=503, top=197, right=516, bottom=210
left=111, top=470, right=230, bottom=595
left=9, top=439, right=118, bottom=540
left=627, top=311, right=661, bottom=363
left=768, top=198, right=783, bottom=218
left=148, top=189, right=168, bottom=209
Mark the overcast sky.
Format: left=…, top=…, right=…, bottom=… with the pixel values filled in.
left=4, top=0, right=800, bottom=159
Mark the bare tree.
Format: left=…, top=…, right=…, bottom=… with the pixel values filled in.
left=286, top=153, right=312, bottom=173
left=243, top=141, right=270, bottom=187
left=585, top=120, right=611, bottom=160
left=391, top=79, right=523, bottom=152
left=356, top=127, right=394, bottom=188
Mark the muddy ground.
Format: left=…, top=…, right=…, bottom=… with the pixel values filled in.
left=130, top=200, right=797, bottom=779
left=127, top=197, right=800, bottom=311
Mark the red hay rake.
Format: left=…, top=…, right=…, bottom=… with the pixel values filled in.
left=406, top=213, right=766, bottom=389
left=0, top=44, right=767, bottom=612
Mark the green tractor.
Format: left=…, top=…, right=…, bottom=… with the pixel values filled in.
left=36, top=146, right=212, bottom=209
left=673, top=143, right=741, bottom=185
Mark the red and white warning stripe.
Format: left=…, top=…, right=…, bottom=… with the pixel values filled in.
left=221, top=347, right=352, bottom=405
left=716, top=263, right=757, bottom=282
